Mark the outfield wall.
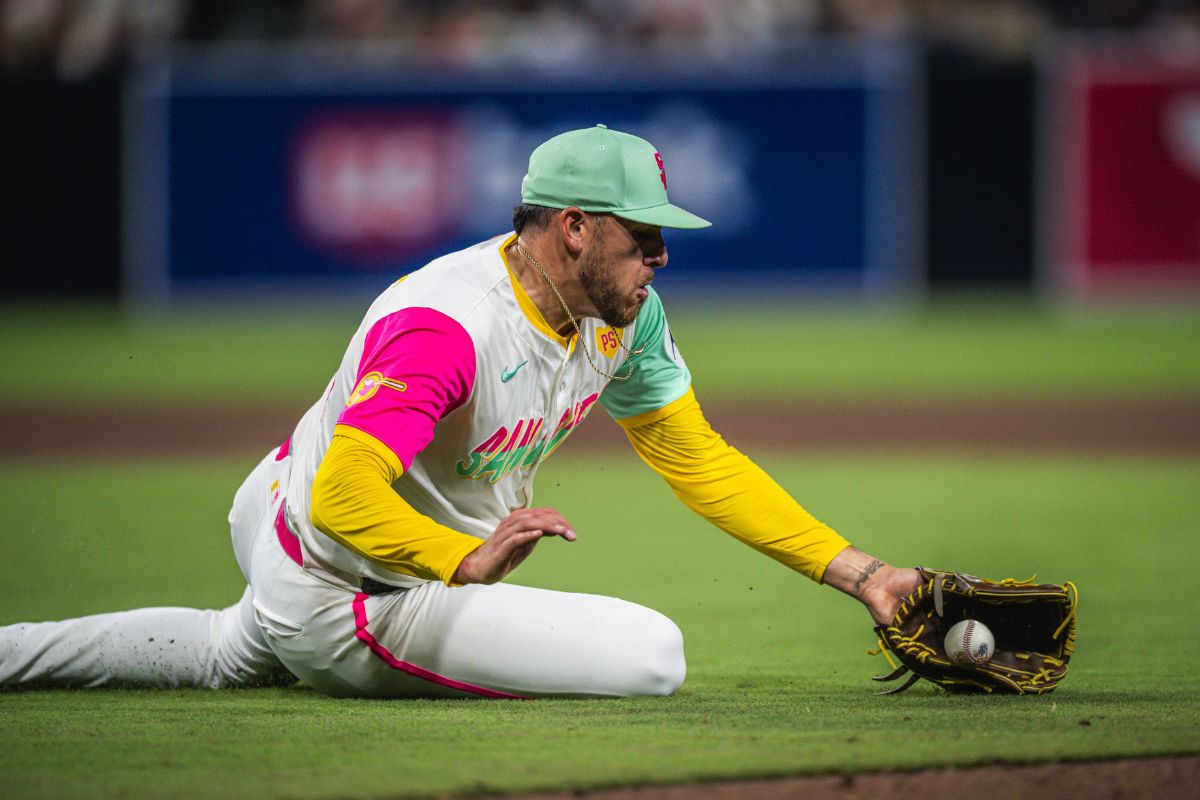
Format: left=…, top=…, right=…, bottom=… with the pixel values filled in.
left=10, top=35, right=1197, bottom=306
left=121, top=44, right=924, bottom=307
left=1037, top=36, right=1200, bottom=303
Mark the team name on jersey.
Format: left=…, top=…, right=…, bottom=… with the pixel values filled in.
left=455, top=393, right=599, bottom=483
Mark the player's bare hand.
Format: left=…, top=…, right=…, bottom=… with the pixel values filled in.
left=452, top=507, right=577, bottom=585
left=859, top=565, right=923, bottom=626
left=822, top=546, right=924, bottom=625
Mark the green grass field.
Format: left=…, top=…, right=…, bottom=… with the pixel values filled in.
left=1, top=299, right=1199, bottom=798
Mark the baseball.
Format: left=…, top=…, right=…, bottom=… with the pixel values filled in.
left=944, top=619, right=995, bottom=665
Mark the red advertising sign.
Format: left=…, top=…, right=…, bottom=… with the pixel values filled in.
left=288, top=111, right=468, bottom=267
left=1044, top=40, right=1200, bottom=299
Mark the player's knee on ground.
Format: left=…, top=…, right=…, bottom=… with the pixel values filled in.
left=610, top=608, right=686, bottom=697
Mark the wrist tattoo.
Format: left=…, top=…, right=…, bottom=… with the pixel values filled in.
left=853, top=560, right=885, bottom=595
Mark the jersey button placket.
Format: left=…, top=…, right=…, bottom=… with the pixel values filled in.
left=550, top=344, right=573, bottom=429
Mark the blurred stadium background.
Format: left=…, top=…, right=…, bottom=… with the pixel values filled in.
left=3, top=0, right=1200, bottom=306
left=3, top=6, right=1200, bottom=796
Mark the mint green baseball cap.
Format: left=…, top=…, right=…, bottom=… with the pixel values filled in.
left=521, top=125, right=711, bottom=229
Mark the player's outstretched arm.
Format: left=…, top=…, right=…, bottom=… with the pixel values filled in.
left=452, top=508, right=577, bottom=585
left=618, top=392, right=921, bottom=616
left=821, top=546, right=922, bottom=625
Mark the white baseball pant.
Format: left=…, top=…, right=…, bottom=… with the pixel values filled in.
left=0, top=447, right=686, bottom=698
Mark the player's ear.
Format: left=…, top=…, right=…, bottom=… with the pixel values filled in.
left=558, top=207, right=587, bottom=256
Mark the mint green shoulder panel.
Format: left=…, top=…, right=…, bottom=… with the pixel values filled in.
left=599, top=287, right=692, bottom=421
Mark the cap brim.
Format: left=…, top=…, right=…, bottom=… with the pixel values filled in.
left=615, top=203, right=711, bottom=230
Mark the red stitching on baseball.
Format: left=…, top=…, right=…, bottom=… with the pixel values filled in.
left=962, top=620, right=977, bottom=663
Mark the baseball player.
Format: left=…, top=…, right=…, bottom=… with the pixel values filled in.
left=0, top=125, right=921, bottom=697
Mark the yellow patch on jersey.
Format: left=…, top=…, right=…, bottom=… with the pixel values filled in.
left=346, top=371, right=407, bottom=407
left=596, top=326, right=624, bottom=359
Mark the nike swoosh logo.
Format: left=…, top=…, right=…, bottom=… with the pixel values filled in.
left=501, top=360, right=529, bottom=383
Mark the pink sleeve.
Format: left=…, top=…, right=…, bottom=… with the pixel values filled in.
left=337, top=307, right=476, bottom=471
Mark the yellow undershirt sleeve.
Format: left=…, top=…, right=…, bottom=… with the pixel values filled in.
left=309, top=424, right=483, bottom=585
left=620, top=388, right=851, bottom=583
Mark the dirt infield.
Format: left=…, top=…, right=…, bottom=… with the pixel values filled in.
left=507, top=755, right=1199, bottom=800
left=3, top=395, right=1198, bottom=458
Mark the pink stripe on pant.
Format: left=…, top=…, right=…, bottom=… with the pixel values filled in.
left=270, top=499, right=523, bottom=699
left=351, top=593, right=529, bottom=700
left=274, top=505, right=304, bottom=567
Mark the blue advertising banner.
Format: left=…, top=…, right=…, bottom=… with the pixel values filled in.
left=124, top=47, right=922, bottom=304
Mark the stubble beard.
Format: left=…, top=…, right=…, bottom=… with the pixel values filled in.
left=579, top=247, right=641, bottom=328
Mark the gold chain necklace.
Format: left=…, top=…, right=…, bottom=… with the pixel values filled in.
left=514, top=241, right=644, bottom=382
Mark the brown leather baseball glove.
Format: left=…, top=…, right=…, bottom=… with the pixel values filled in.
left=872, top=567, right=1077, bottom=694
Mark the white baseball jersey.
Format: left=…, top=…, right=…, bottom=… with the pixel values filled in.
left=283, top=233, right=691, bottom=589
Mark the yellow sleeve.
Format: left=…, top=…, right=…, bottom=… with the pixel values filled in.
left=310, top=424, right=483, bottom=585
left=620, top=388, right=851, bottom=583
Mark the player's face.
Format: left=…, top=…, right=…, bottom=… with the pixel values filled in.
left=579, top=215, right=667, bottom=327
